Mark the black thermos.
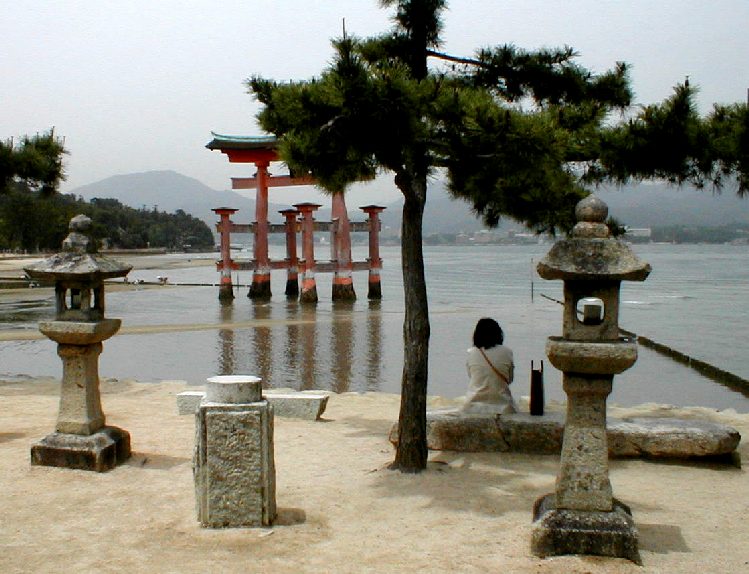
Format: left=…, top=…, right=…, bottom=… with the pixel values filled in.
left=530, top=360, right=544, bottom=416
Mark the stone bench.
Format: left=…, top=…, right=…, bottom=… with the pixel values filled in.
left=389, top=410, right=742, bottom=464
left=177, top=389, right=329, bottom=421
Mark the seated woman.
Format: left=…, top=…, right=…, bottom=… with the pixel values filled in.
left=462, top=317, right=517, bottom=414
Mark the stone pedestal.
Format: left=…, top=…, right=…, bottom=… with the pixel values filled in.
left=31, top=426, right=131, bottom=473
left=555, top=375, right=614, bottom=511
left=532, top=494, right=640, bottom=564
left=55, top=342, right=106, bottom=435
left=531, top=371, right=641, bottom=563
left=31, top=320, right=131, bottom=472
left=194, top=375, right=276, bottom=528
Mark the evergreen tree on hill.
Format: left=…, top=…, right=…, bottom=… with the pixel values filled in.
left=0, top=130, right=66, bottom=196
left=0, top=132, right=214, bottom=251
left=249, top=0, right=748, bottom=472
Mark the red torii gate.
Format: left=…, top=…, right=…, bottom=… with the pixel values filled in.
left=206, top=133, right=385, bottom=302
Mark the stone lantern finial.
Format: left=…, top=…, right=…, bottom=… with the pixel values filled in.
left=572, top=195, right=610, bottom=239
left=62, top=214, right=95, bottom=253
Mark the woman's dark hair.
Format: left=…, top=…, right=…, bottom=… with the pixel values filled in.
left=473, top=317, right=504, bottom=349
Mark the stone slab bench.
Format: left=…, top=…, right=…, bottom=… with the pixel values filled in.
left=389, top=410, right=741, bottom=464
left=177, top=390, right=329, bottom=420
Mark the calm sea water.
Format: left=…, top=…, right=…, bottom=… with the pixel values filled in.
left=2, top=243, right=748, bottom=412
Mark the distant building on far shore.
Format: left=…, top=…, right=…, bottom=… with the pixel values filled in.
left=624, top=228, right=652, bottom=243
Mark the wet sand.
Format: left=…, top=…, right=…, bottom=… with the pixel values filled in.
left=0, top=251, right=216, bottom=277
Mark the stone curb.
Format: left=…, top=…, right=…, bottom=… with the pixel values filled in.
left=388, top=410, right=742, bottom=463
left=177, top=390, right=329, bottom=420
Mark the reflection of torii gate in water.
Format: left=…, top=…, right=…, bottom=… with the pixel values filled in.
left=206, top=133, right=386, bottom=303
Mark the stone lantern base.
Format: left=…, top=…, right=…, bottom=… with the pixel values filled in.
left=531, top=494, right=640, bottom=564
left=31, top=426, right=131, bottom=473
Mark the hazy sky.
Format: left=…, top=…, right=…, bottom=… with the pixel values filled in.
left=2, top=1, right=747, bottom=206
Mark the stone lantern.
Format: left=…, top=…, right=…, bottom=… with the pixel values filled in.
left=24, top=214, right=132, bottom=472
left=531, top=196, right=650, bottom=563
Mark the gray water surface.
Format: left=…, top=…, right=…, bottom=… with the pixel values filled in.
left=2, top=244, right=748, bottom=412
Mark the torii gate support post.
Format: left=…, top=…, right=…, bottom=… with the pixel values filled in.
left=331, top=193, right=356, bottom=301
left=295, top=203, right=321, bottom=304
left=249, top=161, right=272, bottom=300
left=213, top=208, right=239, bottom=301
left=361, top=205, right=385, bottom=300
left=280, top=208, right=299, bottom=298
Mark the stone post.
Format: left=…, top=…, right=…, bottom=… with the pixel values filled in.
left=194, top=375, right=277, bottom=528
left=531, top=196, right=651, bottom=563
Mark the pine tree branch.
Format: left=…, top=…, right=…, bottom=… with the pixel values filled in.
left=426, top=48, right=483, bottom=67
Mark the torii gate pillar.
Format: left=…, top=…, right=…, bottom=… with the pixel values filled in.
left=279, top=208, right=299, bottom=298
left=213, top=208, right=239, bottom=301
left=331, top=193, right=356, bottom=301
left=295, top=203, right=321, bottom=304
left=361, top=205, right=386, bottom=300
left=249, top=161, right=272, bottom=300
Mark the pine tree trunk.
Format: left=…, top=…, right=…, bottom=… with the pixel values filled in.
left=390, top=177, right=430, bottom=472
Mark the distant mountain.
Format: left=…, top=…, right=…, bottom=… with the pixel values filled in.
left=596, top=182, right=749, bottom=228
left=69, top=170, right=255, bottom=228
left=69, top=170, right=340, bottom=230
left=380, top=180, right=749, bottom=234
left=70, top=170, right=749, bottom=238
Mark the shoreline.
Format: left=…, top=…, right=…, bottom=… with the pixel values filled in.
left=0, top=376, right=747, bottom=573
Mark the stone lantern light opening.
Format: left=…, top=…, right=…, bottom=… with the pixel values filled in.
left=531, top=195, right=651, bottom=563
left=24, top=214, right=133, bottom=472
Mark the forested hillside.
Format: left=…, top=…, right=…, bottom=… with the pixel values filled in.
left=0, top=189, right=214, bottom=252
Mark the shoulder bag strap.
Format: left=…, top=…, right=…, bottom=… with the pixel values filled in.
left=478, top=347, right=510, bottom=385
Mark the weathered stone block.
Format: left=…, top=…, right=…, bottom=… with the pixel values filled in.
left=546, top=337, right=638, bottom=375
left=39, top=319, right=121, bottom=346
left=206, top=375, right=262, bottom=403
left=388, top=410, right=741, bottom=462
left=194, top=401, right=276, bottom=528
left=531, top=493, right=641, bottom=564
left=177, top=391, right=205, bottom=415
left=264, top=391, right=329, bottom=420
left=178, top=390, right=329, bottom=420
left=608, top=417, right=741, bottom=459
left=30, top=426, right=131, bottom=472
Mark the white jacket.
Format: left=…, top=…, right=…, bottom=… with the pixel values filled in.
left=463, top=345, right=516, bottom=414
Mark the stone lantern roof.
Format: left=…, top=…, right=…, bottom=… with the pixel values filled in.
left=24, top=214, right=131, bottom=283
left=536, top=196, right=651, bottom=282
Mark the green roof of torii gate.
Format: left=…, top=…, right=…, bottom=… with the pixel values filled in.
left=205, top=132, right=278, bottom=151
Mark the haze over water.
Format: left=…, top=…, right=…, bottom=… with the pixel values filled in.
left=2, top=243, right=748, bottom=413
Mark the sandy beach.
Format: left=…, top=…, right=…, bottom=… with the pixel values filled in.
left=0, top=377, right=747, bottom=573
left=2, top=254, right=748, bottom=573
